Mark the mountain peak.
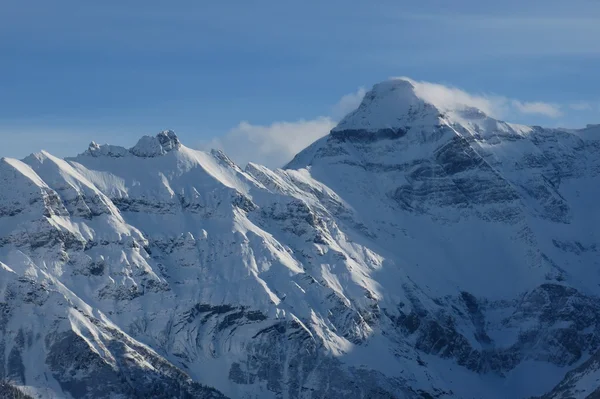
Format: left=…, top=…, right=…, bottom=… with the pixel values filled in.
left=81, top=130, right=182, bottom=158
left=332, top=77, right=493, bottom=134
left=332, top=78, right=443, bottom=133
left=131, top=129, right=181, bottom=157
left=371, top=77, right=417, bottom=95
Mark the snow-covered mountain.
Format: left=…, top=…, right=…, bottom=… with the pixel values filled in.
left=1, top=78, right=600, bottom=398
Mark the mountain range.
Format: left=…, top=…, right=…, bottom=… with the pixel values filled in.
left=1, top=78, right=599, bottom=398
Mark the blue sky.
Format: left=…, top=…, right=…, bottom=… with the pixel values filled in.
left=1, top=1, right=600, bottom=166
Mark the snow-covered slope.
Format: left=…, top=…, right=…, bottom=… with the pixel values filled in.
left=1, top=79, right=599, bottom=398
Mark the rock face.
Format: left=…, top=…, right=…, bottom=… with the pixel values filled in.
left=0, top=78, right=599, bottom=398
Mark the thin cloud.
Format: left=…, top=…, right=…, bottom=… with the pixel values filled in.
left=511, top=100, right=562, bottom=118
left=401, top=77, right=564, bottom=119
left=206, top=88, right=365, bottom=168
left=206, top=117, right=336, bottom=169
left=400, top=78, right=503, bottom=117
left=331, top=87, right=367, bottom=119
left=570, top=102, right=593, bottom=111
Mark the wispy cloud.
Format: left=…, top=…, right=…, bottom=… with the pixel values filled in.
left=384, top=8, right=600, bottom=58
left=204, top=88, right=365, bottom=168
left=206, top=118, right=336, bottom=169
left=570, top=102, right=593, bottom=111
left=331, top=87, right=367, bottom=119
left=403, top=77, right=565, bottom=119
left=511, top=100, right=562, bottom=118
left=404, top=78, right=502, bottom=117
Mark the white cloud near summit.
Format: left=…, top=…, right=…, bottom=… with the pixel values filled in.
left=406, top=78, right=502, bottom=117
left=205, top=87, right=365, bottom=168
left=208, top=117, right=336, bottom=169
left=331, top=87, right=367, bottom=119
left=404, top=77, right=564, bottom=119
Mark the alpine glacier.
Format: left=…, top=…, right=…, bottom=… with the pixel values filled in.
left=1, top=78, right=600, bottom=398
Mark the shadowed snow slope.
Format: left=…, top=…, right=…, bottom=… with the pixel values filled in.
left=1, top=81, right=600, bottom=399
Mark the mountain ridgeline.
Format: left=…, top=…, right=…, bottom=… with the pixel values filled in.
left=1, top=78, right=600, bottom=398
